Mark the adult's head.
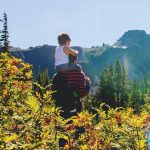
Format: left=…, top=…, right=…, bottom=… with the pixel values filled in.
left=69, top=55, right=78, bottom=64
left=57, top=33, right=71, bottom=47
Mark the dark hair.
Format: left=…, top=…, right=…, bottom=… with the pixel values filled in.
left=58, top=33, right=71, bottom=45
left=69, top=55, right=77, bottom=63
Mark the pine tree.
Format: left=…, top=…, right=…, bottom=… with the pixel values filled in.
left=120, top=65, right=129, bottom=106
left=93, top=61, right=129, bottom=108
left=0, top=18, right=3, bottom=49
left=93, top=65, right=116, bottom=108
left=114, top=61, right=128, bottom=107
left=114, top=61, right=122, bottom=107
left=128, top=80, right=142, bottom=113
left=0, top=12, right=10, bottom=53
left=128, top=77, right=150, bottom=113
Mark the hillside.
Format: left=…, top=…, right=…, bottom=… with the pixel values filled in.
left=81, top=30, right=150, bottom=83
left=10, top=30, right=150, bottom=84
left=10, top=45, right=83, bottom=78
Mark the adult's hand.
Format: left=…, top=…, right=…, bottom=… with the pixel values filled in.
left=85, top=76, right=91, bottom=87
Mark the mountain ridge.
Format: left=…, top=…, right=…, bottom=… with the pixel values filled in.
left=9, top=30, right=150, bottom=84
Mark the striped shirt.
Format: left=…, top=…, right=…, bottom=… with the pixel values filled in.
left=61, top=71, right=89, bottom=98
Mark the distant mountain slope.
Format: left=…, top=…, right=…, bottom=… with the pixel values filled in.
left=10, top=30, right=150, bottom=84
left=10, top=45, right=83, bottom=78
left=81, top=30, right=150, bottom=83
left=82, top=45, right=150, bottom=82
left=115, top=30, right=150, bottom=48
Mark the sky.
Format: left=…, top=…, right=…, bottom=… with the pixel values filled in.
left=0, top=0, right=150, bottom=48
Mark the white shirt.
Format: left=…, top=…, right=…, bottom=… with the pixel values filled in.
left=55, top=46, right=68, bottom=66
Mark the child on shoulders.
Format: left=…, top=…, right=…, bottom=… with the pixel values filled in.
left=55, top=33, right=82, bottom=72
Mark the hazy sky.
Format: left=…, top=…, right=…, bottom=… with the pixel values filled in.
left=0, top=0, right=150, bottom=48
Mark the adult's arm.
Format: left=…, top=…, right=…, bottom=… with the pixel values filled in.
left=78, top=72, right=91, bottom=98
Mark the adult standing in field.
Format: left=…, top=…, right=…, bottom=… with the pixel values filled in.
left=52, top=55, right=90, bottom=147
left=52, top=33, right=91, bottom=147
left=52, top=55, right=90, bottom=118
left=52, top=33, right=90, bottom=118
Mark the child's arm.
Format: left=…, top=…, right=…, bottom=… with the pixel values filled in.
left=63, top=47, right=79, bottom=56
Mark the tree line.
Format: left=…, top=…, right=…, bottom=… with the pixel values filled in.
left=91, top=60, right=150, bottom=113
left=36, top=60, right=150, bottom=114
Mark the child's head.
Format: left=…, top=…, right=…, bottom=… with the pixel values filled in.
left=58, top=33, right=71, bottom=47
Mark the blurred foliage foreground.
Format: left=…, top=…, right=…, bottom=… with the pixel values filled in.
left=0, top=52, right=150, bottom=150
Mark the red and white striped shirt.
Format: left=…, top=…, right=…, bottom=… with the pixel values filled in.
left=61, top=71, right=89, bottom=98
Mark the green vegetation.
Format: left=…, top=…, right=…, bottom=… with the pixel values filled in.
left=0, top=51, right=150, bottom=150
left=91, top=61, right=150, bottom=114
left=33, top=67, right=51, bottom=96
left=36, top=67, right=51, bottom=87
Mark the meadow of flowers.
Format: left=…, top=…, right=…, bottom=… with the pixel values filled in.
left=0, top=52, right=150, bottom=150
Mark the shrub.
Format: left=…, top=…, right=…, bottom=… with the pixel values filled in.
left=0, top=52, right=149, bottom=149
